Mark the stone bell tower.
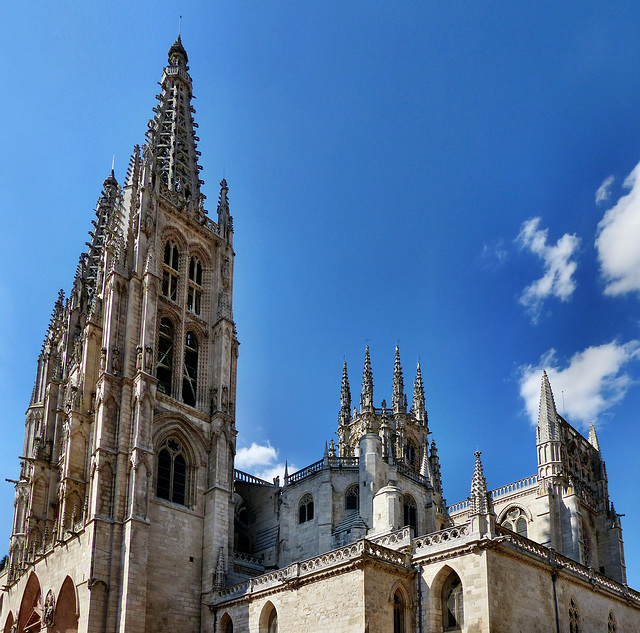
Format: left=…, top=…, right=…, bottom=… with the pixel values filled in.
left=3, top=36, right=238, bottom=633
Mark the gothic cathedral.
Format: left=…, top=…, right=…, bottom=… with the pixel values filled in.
left=2, top=38, right=640, bottom=633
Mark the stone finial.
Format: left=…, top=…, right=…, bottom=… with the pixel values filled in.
left=360, top=345, right=374, bottom=412
left=168, top=34, right=188, bottom=68
left=538, top=370, right=560, bottom=442
left=412, top=361, right=427, bottom=424
left=470, top=451, right=488, bottom=515
left=392, top=345, right=405, bottom=413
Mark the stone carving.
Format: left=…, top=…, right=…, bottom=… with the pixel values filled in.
left=211, top=387, right=218, bottom=412
left=221, top=385, right=228, bottom=414
left=100, top=347, right=107, bottom=373
left=145, top=345, right=153, bottom=372
left=136, top=345, right=143, bottom=370
left=111, top=347, right=120, bottom=376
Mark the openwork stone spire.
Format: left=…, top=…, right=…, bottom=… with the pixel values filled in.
left=412, top=362, right=426, bottom=424
left=360, top=345, right=374, bottom=412
left=146, top=35, right=204, bottom=204
left=82, top=170, right=122, bottom=309
left=538, top=370, right=560, bottom=442
left=340, top=361, right=351, bottom=425
left=392, top=345, right=405, bottom=413
left=469, top=451, right=488, bottom=515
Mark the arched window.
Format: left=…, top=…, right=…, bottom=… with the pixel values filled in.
left=405, top=441, right=417, bottom=468
left=442, top=571, right=463, bottom=632
left=219, top=614, right=234, bottom=633
left=607, top=611, right=616, bottom=633
left=298, top=494, right=314, bottom=524
left=188, top=256, right=203, bottom=316
left=156, top=438, right=188, bottom=505
left=182, top=331, right=198, bottom=407
left=157, top=318, right=174, bottom=396
left=268, top=609, right=278, bottom=633
left=162, top=241, right=180, bottom=301
left=569, top=597, right=579, bottom=633
left=393, top=590, right=406, bottom=633
left=403, top=494, right=417, bottom=531
left=501, top=507, right=528, bottom=538
left=259, top=602, right=278, bottom=633
left=345, top=484, right=359, bottom=511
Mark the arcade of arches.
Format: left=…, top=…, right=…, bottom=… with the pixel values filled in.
left=3, top=573, right=78, bottom=633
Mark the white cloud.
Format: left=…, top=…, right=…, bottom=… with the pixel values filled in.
left=519, top=340, right=640, bottom=427
left=234, top=441, right=297, bottom=484
left=517, top=218, right=580, bottom=323
left=595, top=175, right=615, bottom=205
left=595, top=161, right=640, bottom=296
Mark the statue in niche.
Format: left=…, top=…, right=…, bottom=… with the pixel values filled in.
left=100, top=347, right=107, bottom=373
left=211, top=387, right=218, bottom=412
left=221, top=385, right=228, bottom=413
left=221, top=256, right=230, bottom=288
left=136, top=346, right=143, bottom=370
left=112, top=347, right=120, bottom=376
left=145, top=345, right=153, bottom=372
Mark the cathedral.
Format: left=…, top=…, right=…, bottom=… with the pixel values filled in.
left=2, top=37, right=640, bottom=633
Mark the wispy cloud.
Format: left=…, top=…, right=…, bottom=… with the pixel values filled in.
left=518, top=340, right=640, bottom=428
left=595, top=175, right=615, bottom=205
left=235, top=441, right=296, bottom=483
left=516, top=217, right=580, bottom=323
left=595, top=161, right=640, bottom=296
left=481, top=239, right=508, bottom=270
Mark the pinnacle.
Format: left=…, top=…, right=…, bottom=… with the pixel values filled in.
left=538, top=370, right=559, bottom=441
left=168, top=34, right=188, bottom=66
left=340, top=361, right=351, bottom=411
left=360, top=345, right=374, bottom=411
left=470, top=451, right=488, bottom=514
left=588, top=421, right=600, bottom=451
left=412, top=361, right=426, bottom=423
left=392, top=345, right=405, bottom=412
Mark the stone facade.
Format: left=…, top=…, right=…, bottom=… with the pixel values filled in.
left=2, top=37, right=640, bottom=633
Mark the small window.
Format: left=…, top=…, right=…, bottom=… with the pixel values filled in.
left=442, top=572, right=463, bottom=632
left=182, top=331, right=198, bottom=407
left=405, top=441, right=417, bottom=468
left=162, top=241, right=180, bottom=301
left=501, top=507, right=528, bottom=538
left=157, top=318, right=174, bottom=396
left=298, top=494, right=314, bottom=524
left=345, top=485, right=359, bottom=511
left=188, top=256, right=203, bottom=315
left=393, top=590, right=406, bottom=633
left=569, top=597, right=579, bottom=633
left=403, top=495, right=417, bottom=531
left=607, top=611, right=616, bottom=633
left=156, top=438, right=188, bottom=505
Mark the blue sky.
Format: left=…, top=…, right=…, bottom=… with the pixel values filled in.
left=2, top=1, right=640, bottom=586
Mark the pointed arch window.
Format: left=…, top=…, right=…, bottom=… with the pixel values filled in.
left=268, top=609, right=278, bottom=633
left=607, top=611, right=616, bottom=633
left=188, top=256, right=203, bottom=316
left=569, top=597, right=579, bottom=633
left=405, top=441, right=417, bottom=468
left=442, top=571, right=463, bottom=632
left=501, top=507, right=528, bottom=538
left=156, top=438, right=188, bottom=505
left=393, top=590, right=406, bottom=633
left=157, top=318, right=174, bottom=396
left=345, top=484, right=359, bottom=511
left=182, top=331, right=198, bottom=407
left=162, top=241, right=180, bottom=301
left=403, top=494, right=417, bottom=531
left=298, top=494, right=314, bottom=524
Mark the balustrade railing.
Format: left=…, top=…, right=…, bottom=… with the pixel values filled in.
left=234, top=469, right=273, bottom=486
left=285, top=459, right=324, bottom=485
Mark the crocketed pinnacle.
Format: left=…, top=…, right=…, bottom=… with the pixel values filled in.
left=217, top=179, right=233, bottom=242
left=146, top=36, right=204, bottom=205
left=412, top=362, right=426, bottom=423
left=340, top=361, right=351, bottom=411
left=538, top=370, right=560, bottom=442
left=470, top=451, right=488, bottom=515
left=588, top=421, right=600, bottom=452
left=360, top=345, right=374, bottom=411
left=392, top=345, right=405, bottom=413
